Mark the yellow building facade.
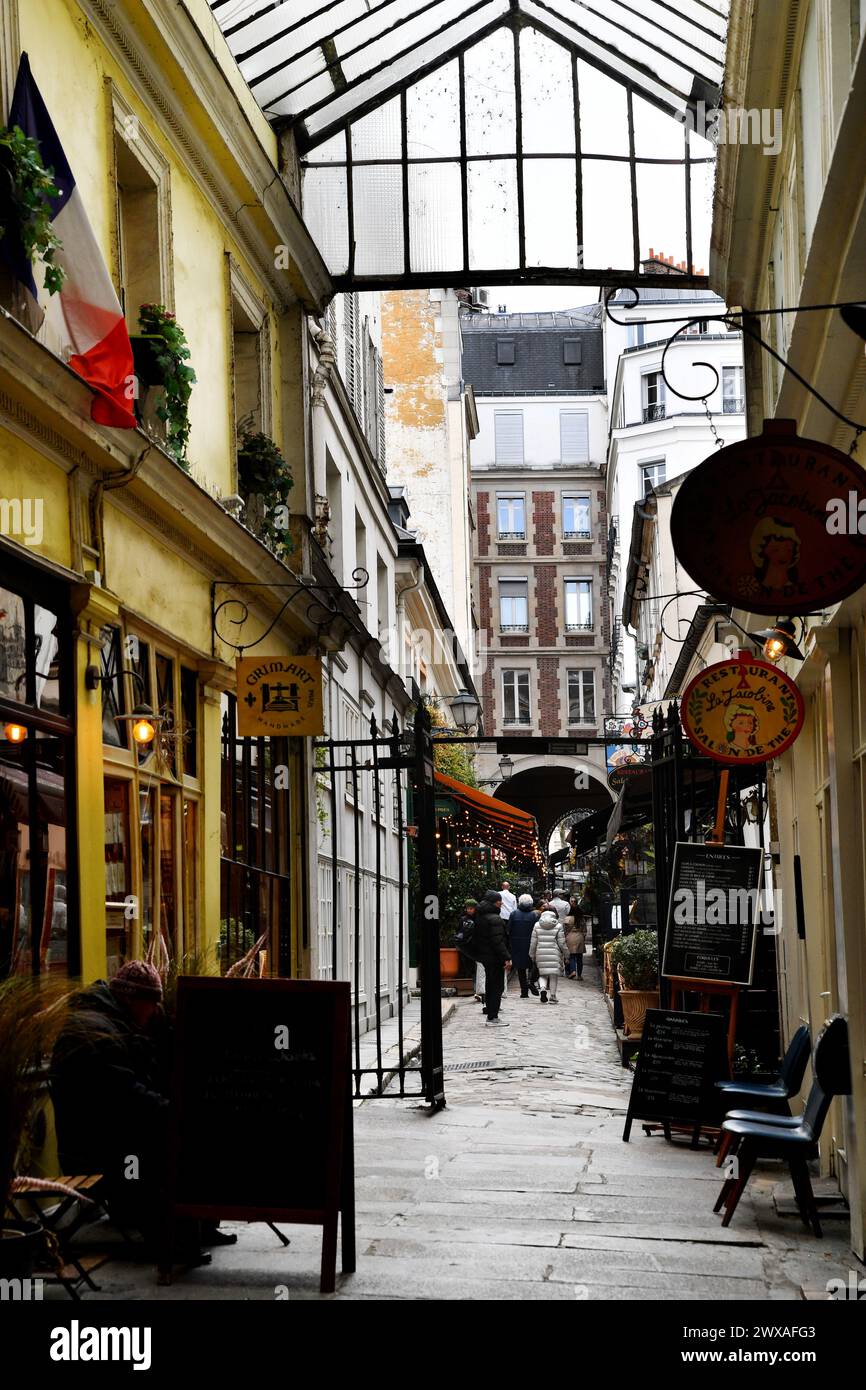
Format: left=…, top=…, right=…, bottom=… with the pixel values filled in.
left=0, top=0, right=333, bottom=985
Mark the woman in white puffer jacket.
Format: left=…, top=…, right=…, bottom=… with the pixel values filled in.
left=529, top=910, right=567, bottom=1003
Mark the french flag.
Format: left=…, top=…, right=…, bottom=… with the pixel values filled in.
left=4, top=54, right=136, bottom=428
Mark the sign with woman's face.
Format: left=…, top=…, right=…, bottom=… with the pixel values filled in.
left=670, top=419, right=866, bottom=615
left=681, top=653, right=804, bottom=765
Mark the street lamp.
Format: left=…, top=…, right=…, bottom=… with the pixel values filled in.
left=749, top=617, right=804, bottom=663
left=447, top=688, right=481, bottom=731
left=498, top=754, right=514, bottom=781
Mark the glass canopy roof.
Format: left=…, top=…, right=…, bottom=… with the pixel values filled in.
left=209, top=1, right=729, bottom=290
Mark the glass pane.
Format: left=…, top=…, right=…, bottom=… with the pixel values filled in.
left=126, top=636, right=151, bottom=767
left=156, top=653, right=177, bottom=778
left=183, top=798, right=198, bottom=958
left=581, top=160, right=634, bottom=269
left=408, top=162, right=463, bottom=272
left=160, top=788, right=177, bottom=959
left=39, top=739, right=67, bottom=973
left=104, top=778, right=131, bottom=978
left=301, top=167, right=350, bottom=275
left=351, top=96, right=402, bottom=160
left=304, top=130, right=346, bottom=163
left=0, top=589, right=27, bottom=704
left=407, top=60, right=460, bottom=158
left=578, top=62, right=629, bottom=156
left=637, top=161, right=687, bottom=272
left=181, top=666, right=198, bottom=777
left=140, top=785, right=154, bottom=951
left=465, top=27, right=515, bottom=155
left=689, top=144, right=715, bottom=275
left=632, top=94, right=686, bottom=160
left=100, top=625, right=126, bottom=747
left=468, top=158, right=519, bottom=270
left=34, top=604, right=61, bottom=713
left=0, top=735, right=30, bottom=975
left=352, top=164, right=405, bottom=276
left=523, top=159, right=578, bottom=267
left=520, top=27, right=575, bottom=153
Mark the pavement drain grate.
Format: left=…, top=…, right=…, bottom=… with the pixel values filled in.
left=445, top=1060, right=557, bottom=1072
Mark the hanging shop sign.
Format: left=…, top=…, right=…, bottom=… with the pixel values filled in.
left=670, top=418, right=866, bottom=615
left=236, top=655, right=324, bottom=736
left=681, top=652, right=804, bottom=765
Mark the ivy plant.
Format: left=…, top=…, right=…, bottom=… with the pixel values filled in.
left=0, top=124, right=65, bottom=294
left=137, top=303, right=197, bottom=465
left=237, top=430, right=294, bottom=559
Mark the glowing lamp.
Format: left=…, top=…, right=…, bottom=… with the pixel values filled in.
left=4, top=722, right=27, bottom=743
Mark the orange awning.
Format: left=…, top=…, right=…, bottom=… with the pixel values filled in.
left=434, top=771, right=541, bottom=861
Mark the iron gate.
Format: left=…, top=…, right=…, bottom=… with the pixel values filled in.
left=313, top=703, right=444, bottom=1106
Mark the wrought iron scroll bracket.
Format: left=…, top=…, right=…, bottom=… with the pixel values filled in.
left=603, top=287, right=866, bottom=434
left=211, top=567, right=369, bottom=655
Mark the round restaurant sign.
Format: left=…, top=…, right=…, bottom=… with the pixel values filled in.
left=681, top=653, right=804, bottom=765
left=670, top=418, right=866, bottom=615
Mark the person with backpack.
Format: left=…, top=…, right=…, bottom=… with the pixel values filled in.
left=529, top=909, right=567, bottom=1004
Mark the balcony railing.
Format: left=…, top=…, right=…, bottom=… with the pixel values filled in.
left=497, top=531, right=526, bottom=541
left=565, top=621, right=594, bottom=632
left=500, top=622, right=529, bottom=633
left=504, top=714, right=531, bottom=725
left=642, top=403, right=666, bottom=423
left=563, top=529, right=591, bottom=540
left=723, top=396, right=745, bottom=413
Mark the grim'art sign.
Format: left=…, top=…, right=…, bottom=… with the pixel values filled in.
left=236, top=655, right=324, bottom=736
left=670, top=418, right=866, bottom=615
left=681, top=653, right=804, bottom=765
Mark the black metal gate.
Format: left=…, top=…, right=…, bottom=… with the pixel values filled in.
left=313, top=702, right=444, bottom=1106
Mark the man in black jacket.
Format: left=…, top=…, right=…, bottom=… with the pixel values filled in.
left=51, top=961, right=169, bottom=1238
left=473, top=889, right=512, bottom=1026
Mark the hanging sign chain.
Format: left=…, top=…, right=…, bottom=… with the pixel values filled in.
left=702, top=396, right=725, bottom=450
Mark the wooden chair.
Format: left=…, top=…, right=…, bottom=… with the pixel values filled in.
left=10, top=1175, right=112, bottom=1300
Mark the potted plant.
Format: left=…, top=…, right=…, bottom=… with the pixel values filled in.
left=438, top=921, right=462, bottom=980
left=132, top=303, right=196, bottom=465
left=0, top=123, right=65, bottom=295
left=0, top=977, right=82, bottom=1278
left=616, top=928, right=659, bottom=1038
left=237, top=431, right=294, bottom=559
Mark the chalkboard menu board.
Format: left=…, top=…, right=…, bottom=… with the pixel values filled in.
left=662, top=842, right=762, bottom=986
left=623, top=1009, right=727, bottom=1142
left=168, top=977, right=354, bottom=1293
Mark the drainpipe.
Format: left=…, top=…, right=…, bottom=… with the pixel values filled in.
left=395, top=561, right=424, bottom=692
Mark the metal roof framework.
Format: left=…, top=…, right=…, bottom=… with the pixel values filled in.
left=209, top=0, right=728, bottom=290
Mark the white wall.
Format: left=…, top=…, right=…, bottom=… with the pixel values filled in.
left=472, top=394, right=607, bottom=469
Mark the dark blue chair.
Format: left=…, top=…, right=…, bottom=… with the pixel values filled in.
left=712, top=1015, right=850, bottom=1235
left=715, top=1024, right=811, bottom=1166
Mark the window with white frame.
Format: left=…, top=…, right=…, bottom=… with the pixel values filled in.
left=502, top=669, right=531, bottom=725
left=722, top=365, right=744, bottom=413
left=562, top=494, right=591, bottom=538
left=499, top=577, right=529, bottom=631
left=568, top=669, right=596, bottom=723
left=640, top=459, right=666, bottom=496
left=496, top=494, right=525, bottom=539
left=559, top=410, right=589, bottom=463
left=564, top=579, right=593, bottom=630
left=641, top=371, right=665, bottom=422
left=494, top=411, right=524, bottom=465
left=627, top=321, right=645, bottom=348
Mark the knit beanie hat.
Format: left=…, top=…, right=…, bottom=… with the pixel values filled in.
left=109, top=960, right=164, bottom=1000
left=464, top=898, right=478, bottom=907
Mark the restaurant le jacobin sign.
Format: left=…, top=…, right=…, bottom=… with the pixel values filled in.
left=681, top=653, right=805, bottom=765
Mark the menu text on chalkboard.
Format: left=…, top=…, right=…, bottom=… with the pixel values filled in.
left=662, top=842, right=763, bottom=986
left=623, top=1009, right=727, bottom=1143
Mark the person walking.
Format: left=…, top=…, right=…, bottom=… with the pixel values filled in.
left=549, top=889, right=570, bottom=921
left=455, top=898, right=478, bottom=987
left=564, top=903, right=587, bottom=980
left=499, top=881, right=517, bottom=918
left=507, top=893, right=540, bottom=998
left=473, top=888, right=512, bottom=1025
left=530, top=909, right=567, bottom=1004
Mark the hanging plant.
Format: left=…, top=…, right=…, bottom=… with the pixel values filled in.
left=135, top=303, right=196, bottom=465
left=0, top=124, right=65, bottom=294
left=237, top=430, right=294, bottom=559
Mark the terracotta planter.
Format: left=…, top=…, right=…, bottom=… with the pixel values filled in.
left=439, top=947, right=461, bottom=979
left=619, top=987, right=659, bottom=1038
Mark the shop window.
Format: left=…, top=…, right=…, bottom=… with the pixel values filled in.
left=104, top=778, right=132, bottom=977
left=100, top=625, right=127, bottom=748
left=180, top=666, right=198, bottom=777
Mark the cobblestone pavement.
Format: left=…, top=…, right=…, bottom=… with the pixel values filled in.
left=68, top=960, right=860, bottom=1301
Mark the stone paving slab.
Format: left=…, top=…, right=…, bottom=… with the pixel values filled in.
left=60, top=974, right=861, bottom=1302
